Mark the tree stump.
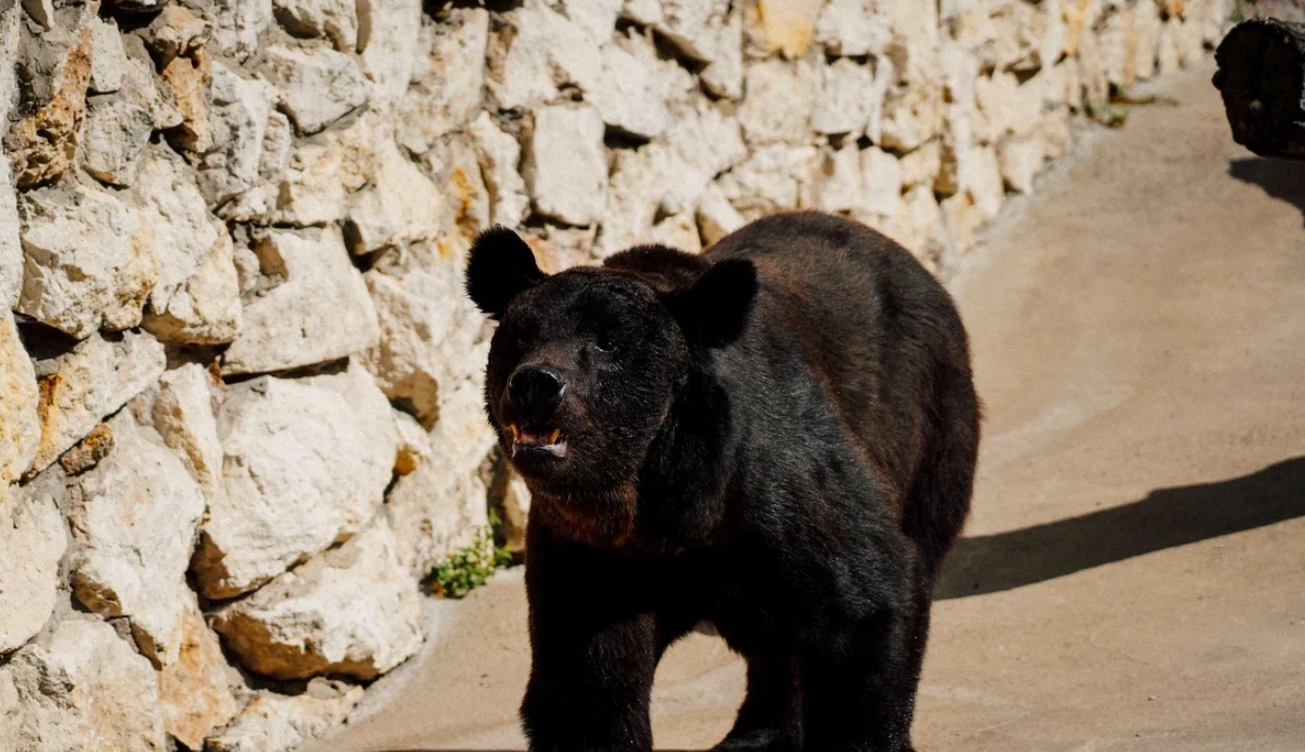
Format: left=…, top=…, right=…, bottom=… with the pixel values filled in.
left=1213, top=18, right=1305, bottom=159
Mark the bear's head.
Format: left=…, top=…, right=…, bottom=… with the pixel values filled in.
left=465, top=227, right=756, bottom=506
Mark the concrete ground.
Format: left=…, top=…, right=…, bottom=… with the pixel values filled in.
left=307, top=65, right=1305, bottom=752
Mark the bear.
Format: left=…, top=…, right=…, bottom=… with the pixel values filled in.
left=464, top=211, right=980, bottom=752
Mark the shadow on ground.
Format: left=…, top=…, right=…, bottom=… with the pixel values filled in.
left=937, top=456, right=1305, bottom=599
left=1229, top=157, right=1305, bottom=226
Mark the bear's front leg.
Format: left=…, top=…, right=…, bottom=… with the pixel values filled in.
left=520, top=525, right=659, bottom=752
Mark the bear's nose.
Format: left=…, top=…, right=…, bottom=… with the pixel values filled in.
left=508, top=365, right=566, bottom=416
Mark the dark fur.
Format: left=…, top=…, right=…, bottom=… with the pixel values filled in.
left=465, top=212, right=980, bottom=752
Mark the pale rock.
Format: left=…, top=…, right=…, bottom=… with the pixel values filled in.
left=144, top=6, right=211, bottom=67
left=1000, top=135, right=1044, bottom=194
left=260, top=110, right=294, bottom=178
left=158, top=588, right=240, bottom=750
left=204, top=680, right=364, bottom=752
left=141, top=225, right=243, bottom=344
left=120, top=55, right=182, bottom=132
left=59, top=423, right=114, bottom=475
left=1174, top=17, right=1205, bottom=68
left=599, top=147, right=668, bottom=256
left=884, top=0, right=940, bottom=82
left=815, top=144, right=864, bottom=214
left=596, top=33, right=671, bottom=139
left=1099, top=4, right=1137, bottom=88
left=28, top=330, right=167, bottom=475
left=22, top=0, right=54, bottom=29
left=194, top=363, right=396, bottom=599
left=940, top=144, right=1004, bottom=251
left=738, top=59, right=815, bottom=146
left=133, top=147, right=223, bottom=317
left=469, top=112, right=531, bottom=227
left=621, top=0, right=662, bottom=26
left=345, top=137, right=442, bottom=254
left=67, top=412, right=206, bottom=667
left=700, top=10, right=744, bottom=100
left=149, top=363, right=223, bottom=493
left=1059, top=0, right=1101, bottom=58
left=696, top=184, right=746, bottom=246
left=356, top=0, right=421, bottom=103
left=7, top=15, right=93, bottom=188
left=860, top=146, right=903, bottom=219
left=880, top=67, right=944, bottom=152
left=89, top=18, right=128, bottom=94
left=746, top=0, right=824, bottom=58
left=650, top=213, right=703, bottom=254
left=975, top=71, right=1043, bottom=143
left=0, top=618, right=166, bottom=752
left=1133, top=0, right=1161, bottom=81
left=527, top=104, right=607, bottom=226
left=386, top=428, right=492, bottom=576
left=426, top=134, right=492, bottom=243
left=660, top=100, right=748, bottom=213
left=358, top=262, right=476, bottom=427
left=180, top=0, right=272, bottom=61
left=395, top=8, right=488, bottom=154
left=80, top=96, right=155, bottom=186
left=717, top=144, right=820, bottom=219
left=1, top=147, right=19, bottom=311
left=884, top=183, right=947, bottom=265
left=196, top=62, right=277, bottom=204
left=651, top=0, right=732, bottom=63
left=1077, top=28, right=1110, bottom=116
left=562, top=0, right=622, bottom=43
left=816, top=0, right=890, bottom=56
left=221, top=229, right=380, bottom=375
left=1157, top=20, right=1182, bottom=76
left=1037, top=105, right=1073, bottom=160
left=0, top=469, right=66, bottom=653
left=485, top=451, right=530, bottom=553
left=899, top=139, right=941, bottom=189
left=260, top=45, right=369, bottom=134
left=486, top=0, right=602, bottom=110
left=274, top=0, right=357, bottom=50
left=394, top=410, right=432, bottom=475
left=258, top=114, right=376, bottom=226
left=0, top=314, right=39, bottom=493
left=160, top=50, right=214, bottom=153
left=17, top=184, right=157, bottom=339
left=212, top=518, right=422, bottom=680
left=812, top=57, right=876, bottom=138
left=526, top=224, right=599, bottom=272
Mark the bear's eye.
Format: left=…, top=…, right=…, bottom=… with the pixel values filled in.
left=595, top=330, right=617, bottom=353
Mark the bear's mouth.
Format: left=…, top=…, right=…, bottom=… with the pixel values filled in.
left=509, top=424, right=568, bottom=459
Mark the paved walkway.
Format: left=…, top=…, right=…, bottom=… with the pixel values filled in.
left=308, top=65, right=1305, bottom=752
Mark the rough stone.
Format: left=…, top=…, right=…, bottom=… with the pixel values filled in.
left=975, top=70, right=1043, bottom=144
left=386, top=428, right=492, bottom=576
left=88, top=17, right=128, bottom=94
left=194, top=363, right=395, bottom=598
left=900, top=139, right=942, bottom=189
left=486, top=0, right=602, bottom=110
left=80, top=95, right=155, bottom=187
left=0, top=314, right=40, bottom=495
left=424, top=134, right=491, bottom=243
left=16, top=184, right=157, bottom=339
left=746, top=0, right=824, bottom=59
left=395, top=8, right=489, bottom=154
left=158, top=588, right=240, bottom=750
left=527, top=104, right=607, bottom=226
left=8, top=19, right=93, bottom=188
left=212, top=518, right=422, bottom=680
left=696, top=184, right=746, bottom=246
left=133, top=146, right=223, bottom=318
left=162, top=52, right=214, bottom=155
left=260, top=45, right=369, bottom=134
left=345, top=137, right=442, bottom=254
left=67, top=412, right=207, bottom=668
left=1, top=142, right=19, bottom=311
left=144, top=6, right=211, bottom=68
left=523, top=225, right=598, bottom=273
left=273, top=0, right=357, bottom=51
left=815, top=144, right=864, bottom=214
left=650, top=212, right=703, bottom=254
left=813, top=57, right=877, bottom=138
left=469, top=112, right=531, bottom=227
left=1037, top=105, right=1073, bottom=161
left=148, top=363, right=223, bottom=494
left=196, top=62, right=277, bottom=204
left=816, top=0, right=891, bottom=56
left=699, top=10, right=744, bottom=100
left=204, top=680, right=364, bottom=752
left=861, top=145, right=903, bottom=220
left=596, top=33, right=672, bottom=139
left=738, top=59, right=815, bottom=145
left=394, top=409, right=432, bottom=475
left=717, top=144, right=820, bottom=219
left=221, top=229, right=380, bottom=375
left=180, top=0, right=272, bottom=61
left=141, top=225, right=243, bottom=344
left=1000, top=135, right=1044, bottom=194
left=59, top=423, right=114, bottom=475
left=884, top=183, right=946, bottom=266
left=356, top=0, right=422, bottom=104
left=28, top=330, right=167, bottom=475
left=0, top=469, right=66, bottom=654
left=0, top=618, right=167, bottom=752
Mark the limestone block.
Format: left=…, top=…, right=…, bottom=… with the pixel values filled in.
left=1, top=140, right=19, bottom=311
left=196, top=62, right=277, bottom=204
left=132, top=146, right=223, bottom=317
left=7, top=14, right=93, bottom=188
left=700, top=10, right=744, bottom=100
left=220, top=229, right=380, bottom=375
left=562, top=0, right=621, bottom=43
left=816, top=144, right=864, bottom=214
left=738, top=58, right=815, bottom=145
left=469, top=112, right=530, bottom=227
left=487, top=0, right=602, bottom=110
left=80, top=95, right=155, bottom=187
left=204, top=680, right=364, bottom=752
left=345, top=137, right=442, bottom=254
left=88, top=17, right=129, bottom=94
left=650, top=213, right=703, bottom=254
left=144, top=6, right=211, bottom=68
left=1000, top=135, right=1045, bottom=194
left=16, top=184, right=157, bottom=339
left=194, top=364, right=395, bottom=598
left=28, top=330, right=167, bottom=475
left=596, top=33, right=672, bottom=139
left=975, top=71, right=1043, bottom=143
left=212, top=518, right=422, bottom=680
left=696, top=184, right=746, bottom=246
left=394, top=409, right=432, bottom=475
left=395, top=8, right=488, bottom=154
left=0, top=469, right=66, bottom=654
left=0, top=314, right=39, bottom=495
left=260, top=45, right=369, bottom=134
left=527, top=104, right=607, bottom=226
left=158, top=589, right=240, bottom=750
left=273, top=0, right=357, bottom=50
left=745, top=0, right=824, bottom=59
left=813, top=57, right=877, bottom=138
left=900, top=139, right=942, bottom=190
left=179, top=0, right=272, bottom=61
left=717, top=144, right=821, bottom=219
left=883, top=184, right=947, bottom=267
left=67, top=412, right=207, bottom=667
left=148, top=363, right=223, bottom=493
left=356, top=0, right=422, bottom=104
left=649, top=0, right=732, bottom=63
left=816, top=0, right=890, bottom=56
left=861, top=146, right=903, bottom=219
left=141, top=225, right=243, bottom=344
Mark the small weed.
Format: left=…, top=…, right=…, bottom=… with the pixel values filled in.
left=1093, top=106, right=1129, bottom=129
left=425, top=524, right=514, bottom=599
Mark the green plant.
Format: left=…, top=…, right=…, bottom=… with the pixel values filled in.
left=425, top=525, right=513, bottom=599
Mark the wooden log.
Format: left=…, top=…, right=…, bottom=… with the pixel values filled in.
left=1213, top=18, right=1305, bottom=159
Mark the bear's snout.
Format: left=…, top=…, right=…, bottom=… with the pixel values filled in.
left=508, top=365, right=567, bottom=420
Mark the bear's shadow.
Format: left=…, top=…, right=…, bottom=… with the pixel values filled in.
left=935, top=455, right=1305, bottom=599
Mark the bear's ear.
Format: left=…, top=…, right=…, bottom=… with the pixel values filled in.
left=465, top=226, right=547, bottom=320
left=663, top=257, right=758, bottom=348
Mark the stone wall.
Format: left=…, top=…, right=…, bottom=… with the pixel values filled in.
left=0, top=0, right=1230, bottom=749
